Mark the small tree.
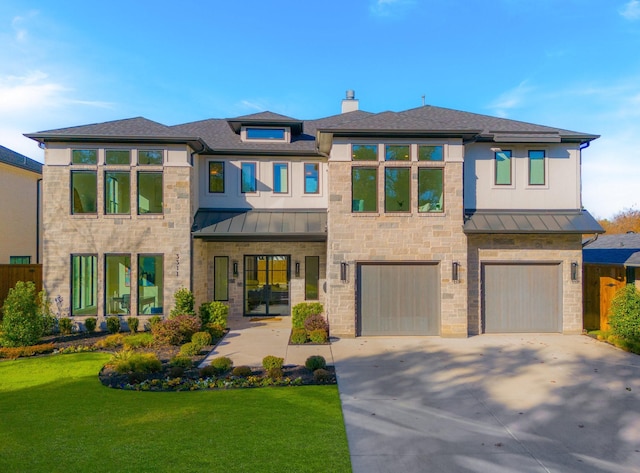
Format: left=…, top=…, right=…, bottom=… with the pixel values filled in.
left=169, top=288, right=195, bottom=318
left=1, top=281, right=45, bottom=347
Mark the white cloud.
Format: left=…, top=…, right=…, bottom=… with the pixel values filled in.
left=489, top=81, right=535, bottom=117
left=370, top=0, right=415, bottom=17
left=620, top=0, right=640, bottom=20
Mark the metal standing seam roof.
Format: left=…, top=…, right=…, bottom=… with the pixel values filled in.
left=192, top=209, right=327, bottom=241
left=463, top=210, right=604, bottom=234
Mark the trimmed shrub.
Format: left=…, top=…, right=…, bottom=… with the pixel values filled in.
left=210, top=356, right=233, bottom=373
left=123, top=333, right=154, bottom=349
left=290, top=328, right=308, bottom=345
left=199, top=365, right=217, bottom=378
left=170, top=355, right=193, bottom=369
left=106, top=316, right=121, bottom=334
left=313, top=368, right=332, bottom=383
left=292, top=302, right=323, bottom=329
left=146, top=315, right=162, bottom=330
left=199, top=301, right=229, bottom=327
left=95, top=333, right=124, bottom=348
left=205, top=323, right=225, bottom=340
left=232, top=365, right=252, bottom=377
left=151, top=315, right=201, bottom=345
left=267, top=367, right=284, bottom=380
left=262, top=355, right=284, bottom=370
left=113, top=352, right=162, bottom=374
left=58, top=317, right=74, bottom=335
left=179, top=342, right=201, bottom=357
left=170, top=288, right=195, bottom=318
left=191, top=331, right=212, bottom=349
left=168, top=366, right=184, bottom=378
left=0, top=281, right=45, bottom=347
left=609, top=284, right=640, bottom=342
left=309, top=329, right=328, bottom=344
left=84, top=317, right=97, bottom=333
left=305, top=355, right=327, bottom=371
left=303, top=313, right=329, bottom=333
left=126, top=317, right=139, bottom=333
left=0, top=343, right=55, bottom=359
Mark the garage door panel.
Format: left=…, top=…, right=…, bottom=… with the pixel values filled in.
left=483, top=264, right=561, bottom=333
left=359, top=264, right=439, bottom=336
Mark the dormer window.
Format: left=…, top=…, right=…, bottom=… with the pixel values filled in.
left=241, top=126, right=290, bottom=142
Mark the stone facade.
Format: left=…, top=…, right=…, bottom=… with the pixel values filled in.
left=42, top=148, right=192, bottom=328
left=466, top=233, right=583, bottom=335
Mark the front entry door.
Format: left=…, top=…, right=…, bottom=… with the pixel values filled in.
left=244, top=255, right=290, bottom=316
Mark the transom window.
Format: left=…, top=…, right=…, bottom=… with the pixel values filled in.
left=105, top=150, right=130, bottom=165
left=385, top=145, right=410, bottom=161
left=138, top=150, right=163, bottom=165
left=246, top=128, right=286, bottom=140
left=352, top=144, right=378, bottom=161
left=418, top=145, right=443, bottom=161
left=495, top=150, right=512, bottom=185
left=9, top=256, right=30, bottom=264
left=529, top=150, right=545, bottom=185
left=72, top=149, right=97, bottom=165
left=209, top=162, right=225, bottom=193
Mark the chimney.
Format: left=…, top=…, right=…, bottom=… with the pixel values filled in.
left=341, top=89, right=359, bottom=113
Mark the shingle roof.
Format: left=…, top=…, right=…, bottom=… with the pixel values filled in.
left=0, top=145, right=42, bottom=174
left=463, top=210, right=604, bottom=234
left=583, top=233, right=640, bottom=265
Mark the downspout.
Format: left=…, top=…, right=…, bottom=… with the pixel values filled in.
left=36, top=178, right=42, bottom=264
left=188, top=141, right=207, bottom=296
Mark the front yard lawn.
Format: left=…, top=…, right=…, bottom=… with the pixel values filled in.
left=0, top=353, right=351, bottom=473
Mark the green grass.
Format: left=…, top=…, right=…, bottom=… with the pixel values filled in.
left=0, top=353, right=352, bottom=473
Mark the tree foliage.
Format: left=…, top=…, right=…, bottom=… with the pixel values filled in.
left=609, top=284, right=640, bottom=341
left=1, top=281, right=46, bottom=347
left=598, top=208, right=640, bottom=234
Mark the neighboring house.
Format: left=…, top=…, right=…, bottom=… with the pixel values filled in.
left=583, top=233, right=640, bottom=330
left=25, top=92, right=603, bottom=336
left=0, top=145, right=42, bottom=264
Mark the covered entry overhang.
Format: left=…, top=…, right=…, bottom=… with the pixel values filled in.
left=463, top=209, right=604, bottom=235
left=192, top=209, right=327, bottom=242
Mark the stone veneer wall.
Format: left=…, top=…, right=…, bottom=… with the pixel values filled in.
left=326, top=161, right=468, bottom=337
left=192, top=241, right=327, bottom=318
left=42, top=163, right=192, bottom=328
left=466, top=233, right=583, bottom=335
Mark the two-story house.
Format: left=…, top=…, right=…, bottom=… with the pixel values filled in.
left=26, top=92, right=602, bottom=336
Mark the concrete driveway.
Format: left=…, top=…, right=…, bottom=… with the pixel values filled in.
left=331, top=334, right=640, bottom=473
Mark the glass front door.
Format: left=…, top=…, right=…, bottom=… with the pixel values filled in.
left=244, top=255, right=290, bottom=316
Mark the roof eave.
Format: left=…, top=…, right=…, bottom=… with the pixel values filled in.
left=24, top=133, right=208, bottom=153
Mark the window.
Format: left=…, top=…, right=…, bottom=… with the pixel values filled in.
left=352, top=167, right=377, bottom=212
left=304, top=163, right=319, bottom=194
left=352, top=144, right=378, bottom=161
left=418, top=145, right=443, bottom=161
left=139, top=255, right=163, bottom=315
left=246, top=128, right=285, bottom=140
left=71, top=171, right=97, bottom=214
left=214, top=256, right=229, bottom=301
left=418, top=168, right=444, bottom=213
left=529, top=150, right=545, bottom=185
left=209, top=162, right=225, bottom=193
left=138, top=172, right=163, bottom=214
left=105, top=150, right=130, bottom=165
left=305, top=256, right=320, bottom=300
left=71, top=255, right=97, bottom=316
left=273, top=163, right=288, bottom=193
left=105, top=255, right=131, bottom=315
left=138, top=150, right=163, bottom=165
left=385, top=145, right=410, bottom=161
left=385, top=168, right=411, bottom=212
left=9, top=256, right=30, bottom=264
left=72, top=149, right=97, bottom=165
left=495, top=150, right=512, bottom=185
left=105, top=171, right=131, bottom=214
left=241, top=162, right=257, bottom=193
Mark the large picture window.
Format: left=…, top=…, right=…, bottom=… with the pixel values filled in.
left=209, top=162, right=225, bottom=193
left=138, top=172, right=163, bottom=214
left=72, top=255, right=97, bottom=316
left=105, top=254, right=131, bottom=315
left=105, top=171, right=131, bottom=214
left=72, top=149, right=97, bottom=165
left=305, top=256, right=319, bottom=300
left=304, top=163, right=319, bottom=194
left=418, top=168, right=444, bottom=213
left=273, top=163, right=288, bottom=193
left=71, top=171, right=97, bottom=214
left=495, top=150, right=512, bottom=185
left=385, top=167, right=410, bottom=212
left=352, top=168, right=377, bottom=212
left=214, top=256, right=229, bottom=301
left=352, top=144, right=378, bottom=161
left=529, top=150, right=545, bottom=185
left=241, top=162, right=257, bottom=193
left=139, top=255, right=163, bottom=315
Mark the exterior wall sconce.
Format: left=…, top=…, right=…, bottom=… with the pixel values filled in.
left=233, top=261, right=239, bottom=277
left=295, top=262, right=300, bottom=277
left=452, top=261, right=460, bottom=283
left=571, top=262, right=579, bottom=281
left=340, top=262, right=348, bottom=281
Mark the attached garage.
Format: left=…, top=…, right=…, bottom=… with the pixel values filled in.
left=482, top=263, right=562, bottom=333
left=357, top=263, right=440, bottom=336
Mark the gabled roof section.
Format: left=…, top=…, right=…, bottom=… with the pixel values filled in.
left=464, top=210, right=604, bottom=234
left=226, top=111, right=304, bottom=134
left=317, top=105, right=598, bottom=144
left=25, top=117, right=207, bottom=152
left=0, top=145, right=42, bottom=174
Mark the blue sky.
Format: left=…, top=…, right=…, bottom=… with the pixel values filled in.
left=1, top=0, right=639, bottom=219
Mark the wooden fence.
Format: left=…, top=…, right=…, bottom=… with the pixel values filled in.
left=583, top=264, right=626, bottom=331
left=0, top=264, right=43, bottom=309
